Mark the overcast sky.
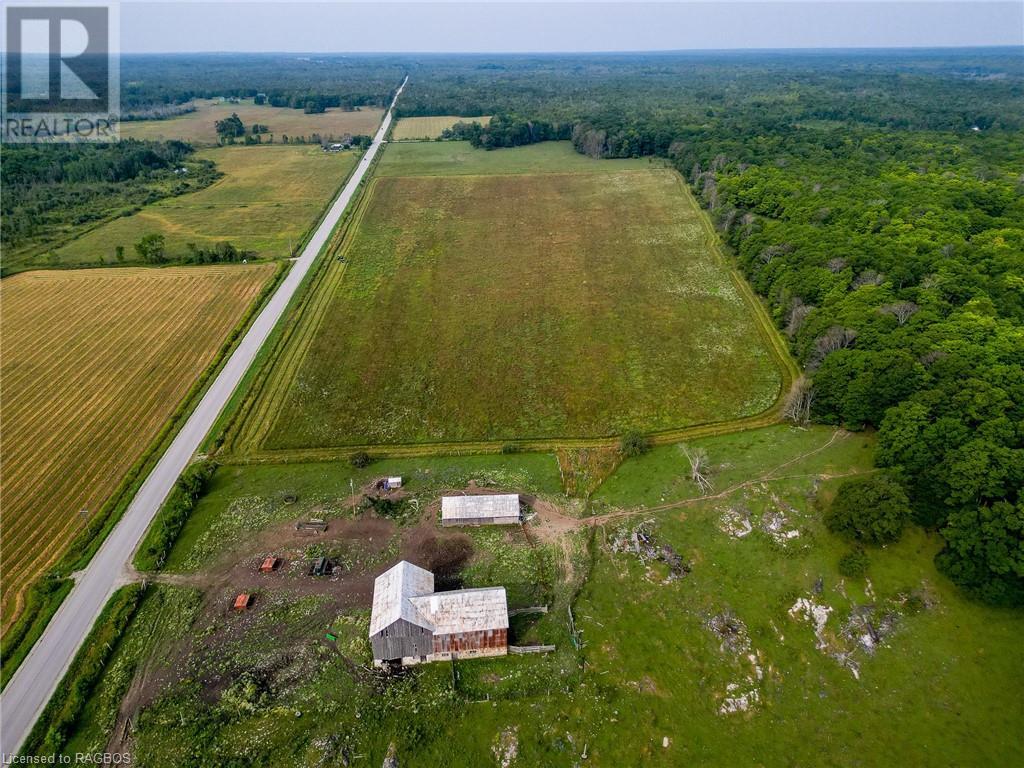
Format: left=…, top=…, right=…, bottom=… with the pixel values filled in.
left=119, top=1, right=1023, bottom=53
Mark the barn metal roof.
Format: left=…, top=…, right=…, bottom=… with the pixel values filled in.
left=441, top=494, right=520, bottom=521
left=410, top=588, right=509, bottom=634
left=370, top=561, right=508, bottom=636
left=369, top=560, right=434, bottom=635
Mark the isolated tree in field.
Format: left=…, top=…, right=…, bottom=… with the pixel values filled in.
left=620, top=430, right=651, bottom=458
left=349, top=451, right=371, bottom=468
left=680, top=443, right=713, bottom=494
left=838, top=547, right=870, bottom=578
left=134, top=233, right=166, bottom=264
left=826, top=473, right=912, bottom=544
left=215, top=112, right=245, bottom=140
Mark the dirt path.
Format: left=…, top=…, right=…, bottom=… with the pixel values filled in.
left=528, top=429, right=862, bottom=535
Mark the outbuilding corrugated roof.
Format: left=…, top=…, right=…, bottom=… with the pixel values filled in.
left=369, top=560, right=434, bottom=635
left=441, top=494, right=520, bottom=521
left=409, top=587, right=509, bottom=635
left=370, top=561, right=508, bottom=637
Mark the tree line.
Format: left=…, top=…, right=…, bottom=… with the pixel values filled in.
left=406, top=50, right=1024, bottom=606
left=1, top=140, right=218, bottom=270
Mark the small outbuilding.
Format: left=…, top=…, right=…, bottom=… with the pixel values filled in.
left=233, top=593, right=252, bottom=610
left=369, top=561, right=508, bottom=667
left=259, top=556, right=280, bottom=573
left=441, top=494, right=521, bottom=527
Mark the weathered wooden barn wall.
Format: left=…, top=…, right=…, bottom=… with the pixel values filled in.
left=371, top=618, right=433, bottom=661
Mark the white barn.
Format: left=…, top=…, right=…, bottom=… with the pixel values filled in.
left=441, top=494, right=521, bottom=527
left=369, top=561, right=508, bottom=666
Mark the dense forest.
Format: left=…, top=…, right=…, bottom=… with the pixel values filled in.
left=118, top=54, right=406, bottom=116
left=1, top=140, right=218, bottom=272
left=401, top=49, right=1023, bottom=605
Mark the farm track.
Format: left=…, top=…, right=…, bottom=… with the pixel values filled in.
left=222, top=170, right=798, bottom=465
left=0, top=266, right=276, bottom=627
left=529, top=429, right=862, bottom=540
left=0, top=77, right=407, bottom=757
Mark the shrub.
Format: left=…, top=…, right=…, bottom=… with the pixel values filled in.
left=349, top=451, right=372, bottom=468
left=136, top=459, right=217, bottom=570
left=838, top=548, right=870, bottom=578
left=825, top=473, right=912, bottom=544
left=500, top=443, right=520, bottom=454
left=620, top=430, right=652, bottom=458
left=23, top=584, right=145, bottom=756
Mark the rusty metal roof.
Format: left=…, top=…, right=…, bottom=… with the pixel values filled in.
left=369, top=560, right=508, bottom=636
left=410, top=587, right=509, bottom=634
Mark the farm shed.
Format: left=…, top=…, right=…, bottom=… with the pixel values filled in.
left=441, top=494, right=521, bottom=527
left=369, top=561, right=508, bottom=667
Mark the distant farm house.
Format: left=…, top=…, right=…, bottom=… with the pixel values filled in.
left=369, top=561, right=508, bottom=667
left=441, top=494, right=521, bottom=527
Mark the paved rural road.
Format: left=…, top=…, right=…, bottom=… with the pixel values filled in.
left=0, top=77, right=408, bottom=759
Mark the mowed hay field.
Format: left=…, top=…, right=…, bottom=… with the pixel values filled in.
left=120, top=99, right=384, bottom=144
left=244, top=142, right=782, bottom=452
left=0, top=264, right=276, bottom=627
left=391, top=115, right=491, bottom=140
left=55, top=146, right=358, bottom=266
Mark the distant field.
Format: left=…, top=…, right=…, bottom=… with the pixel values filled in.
left=55, top=146, right=358, bottom=266
left=376, top=140, right=653, bottom=177
left=120, top=99, right=384, bottom=144
left=392, top=115, right=491, bottom=140
left=0, top=264, right=276, bottom=629
left=234, top=141, right=781, bottom=454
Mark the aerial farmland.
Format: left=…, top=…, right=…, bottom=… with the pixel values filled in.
left=391, top=115, right=491, bottom=140
left=0, top=264, right=276, bottom=629
left=1, top=34, right=1022, bottom=768
left=120, top=98, right=384, bottom=145
left=228, top=141, right=784, bottom=457
left=54, top=145, right=359, bottom=266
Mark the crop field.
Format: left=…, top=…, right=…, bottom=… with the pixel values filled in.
left=46, top=426, right=1024, bottom=766
left=53, top=146, right=357, bottom=267
left=375, top=139, right=652, bottom=177
left=232, top=141, right=782, bottom=455
left=0, top=264, right=276, bottom=629
left=119, top=99, right=384, bottom=144
left=391, top=115, right=491, bottom=140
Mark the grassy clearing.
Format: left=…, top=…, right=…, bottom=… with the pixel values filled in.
left=245, top=142, right=779, bottom=452
left=159, top=453, right=563, bottom=573
left=376, top=139, right=653, bottom=176
left=54, top=145, right=358, bottom=266
left=56, top=426, right=1024, bottom=765
left=120, top=99, right=384, bottom=144
left=0, top=264, right=276, bottom=628
left=392, top=115, right=491, bottom=140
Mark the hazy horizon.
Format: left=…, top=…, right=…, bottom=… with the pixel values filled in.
left=114, top=2, right=1023, bottom=54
